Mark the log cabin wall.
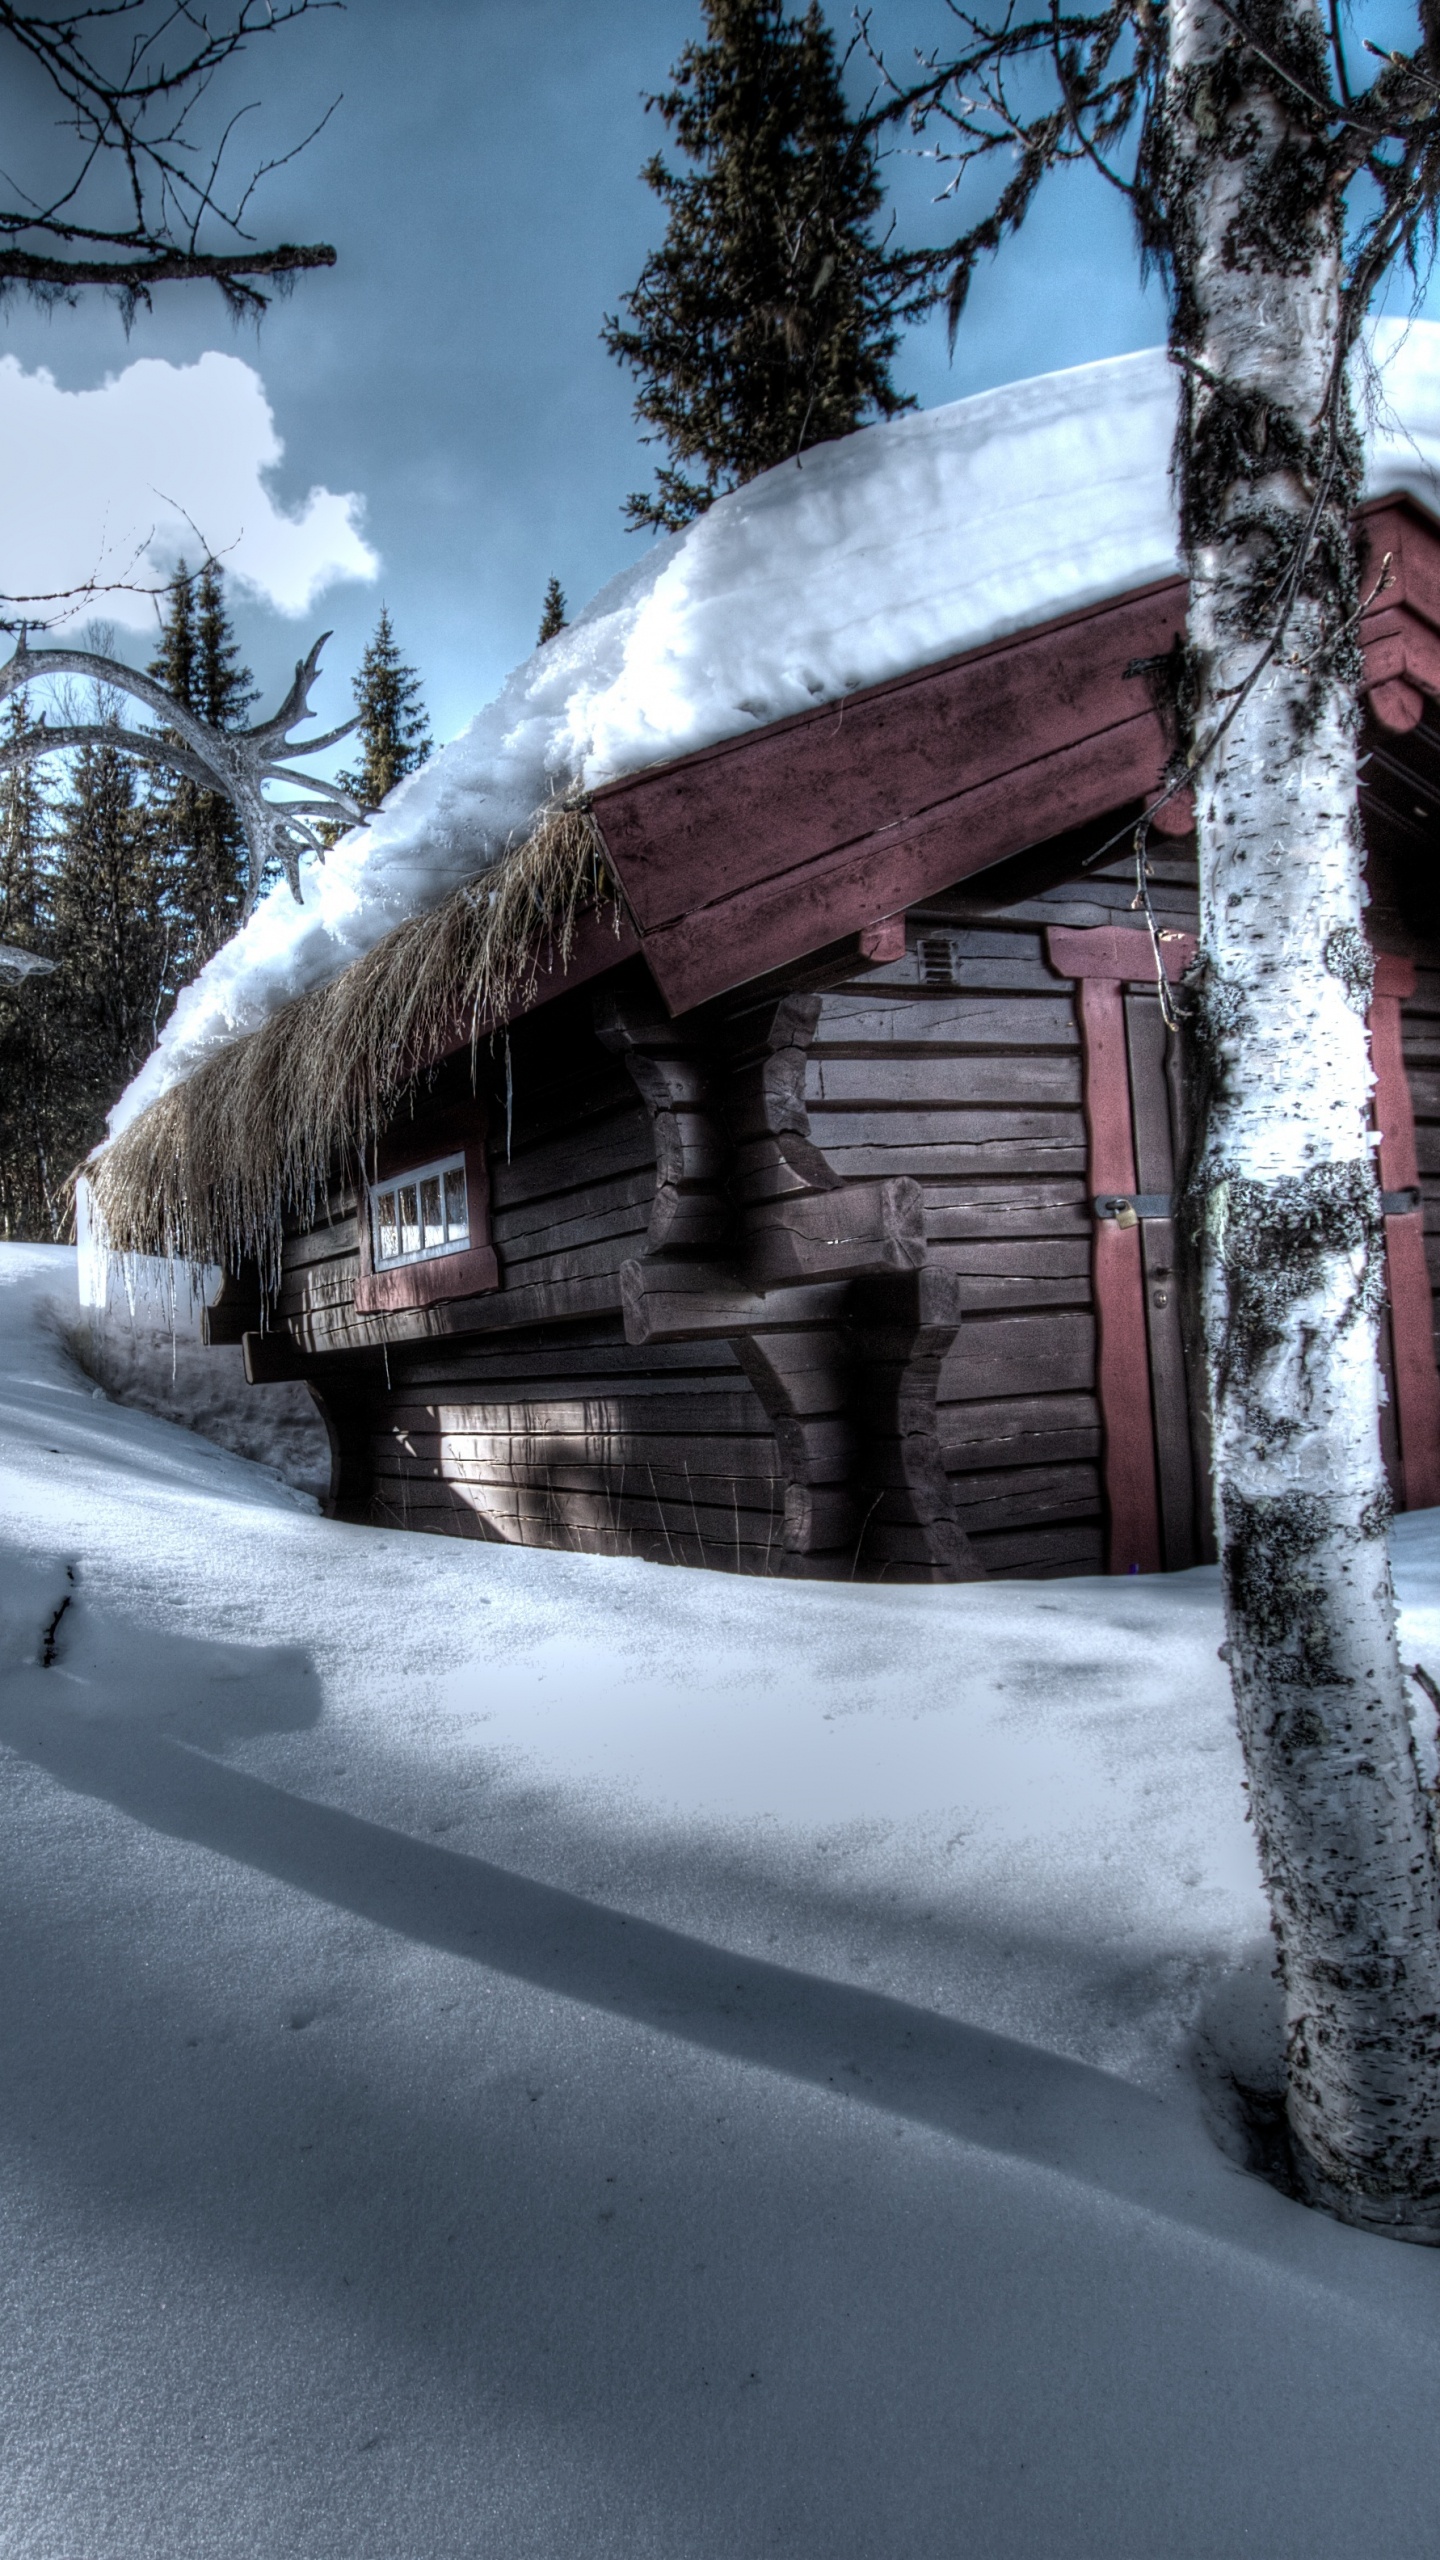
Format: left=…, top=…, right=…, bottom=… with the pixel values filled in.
left=806, top=828, right=1204, bottom=1577
left=270, top=985, right=790, bottom=1572
left=241, top=795, right=1440, bottom=1583
left=348, top=1319, right=787, bottom=1569
left=201, top=513, right=1440, bottom=1581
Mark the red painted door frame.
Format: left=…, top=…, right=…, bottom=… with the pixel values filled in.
left=1046, top=925, right=1196, bottom=1575
left=1047, top=929, right=1440, bottom=1562
left=1371, top=953, right=1440, bottom=1510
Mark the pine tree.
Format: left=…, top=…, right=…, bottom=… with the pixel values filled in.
left=0, top=699, right=45, bottom=957
left=336, top=607, right=432, bottom=812
left=537, top=577, right=568, bottom=645
left=0, top=699, right=57, bottom=1236
left=602, top=0, right=920, bottom=533
left=148, top=560, right=258, bottom=970
left=42, top=734, right=174, bottom=1185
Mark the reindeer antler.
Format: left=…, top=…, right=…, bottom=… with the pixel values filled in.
left=0, top=631, right=368, bottom=910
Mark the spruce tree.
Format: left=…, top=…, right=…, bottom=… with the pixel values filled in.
left=336, top=607, right=432, bottom=812
left=148, top=560, right=258, bottom=970
left=603, top=0, right=920, bottom=533
left=537, top=577, right=568, bottom=645
left=42, top=734, right=173, bottom=1183
left=0, top=699, right=57, bottom=1236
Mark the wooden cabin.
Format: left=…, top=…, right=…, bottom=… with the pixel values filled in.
left=206, top=495, right=1440, bottom=1582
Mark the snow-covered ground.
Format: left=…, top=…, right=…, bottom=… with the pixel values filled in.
left=113, top=319, right=1440, bottom=1135
left=68, top=1243, right=331, bottom=1501
left=4, top=1239, right=1440, bottom=2556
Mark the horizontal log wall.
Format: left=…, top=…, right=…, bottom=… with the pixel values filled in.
left=343, top=1319, right=786, bottom=1570
left=265, top=816, right=1440, bottom=1580
left=805, top=842, right=1202, bottom=1576
left=285, top=994, right=787, bottom=1571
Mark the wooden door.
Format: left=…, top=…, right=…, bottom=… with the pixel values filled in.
left=1046, top=924, right=1203, bottom=1574
left=1046, top=927, right=1440, bottom=1574
left=1371, top=954, right=1440, bottom=1510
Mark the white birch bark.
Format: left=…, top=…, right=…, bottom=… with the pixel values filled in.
left=1167, top=0, right=1440, bottom=2233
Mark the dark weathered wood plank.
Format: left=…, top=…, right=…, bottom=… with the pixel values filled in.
left=1402, top=1066, right=1440, bottom=1118
left=942, top=1424, right=1101, bottom=1473
left=378, top=1459, right=785, bottom=1516
left=941, top=1388, right=1099, bottom=1449
left=295, top=1272, right=625, bottom=1354
left=488, top=1111, right=655, bottom=1211
left=804, top=1105, right=1084, bottom=1150
left=362, top=1406, right=772, bottom=1469
left=283, top=1216, right=360, bottom=1270
left=812, top=993, right=1080, bottom=1049
left=491, top=1170, right=654, bottom=1248
left=947, top=1274, right=1094, bottom=1312
left=967, top=1522, right=1105, bottom=1574
left=378, top=1475, right=781, bottom=1544
left=498, top=1228, right=651, bottom=1291
left=807, top=1053, right=1082, bottom=1108
left=938, top=1309, right=1096, bottom=1401
left=930, top=1239, right=1092, bottom=1279
left=924, top=1187, right=1090, bottom=1240
left=390, top=1339, right=748, bottom=1390
left=819, top=1138, right=1089, bottom=1181
left=278, top=1263, right=356, bottom=1322
left=949, top=1461, right=1102, bottom=1533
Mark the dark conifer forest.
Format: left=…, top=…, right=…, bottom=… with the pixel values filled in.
left=0, top=580, right=432, bottom=1239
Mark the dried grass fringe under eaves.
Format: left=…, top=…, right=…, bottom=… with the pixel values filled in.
left=89, top=799, right=614, bottom=1291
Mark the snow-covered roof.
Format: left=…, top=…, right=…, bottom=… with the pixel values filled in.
left=111, top=319, right=1440, bottom=1138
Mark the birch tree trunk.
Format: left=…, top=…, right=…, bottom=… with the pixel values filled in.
left=1164, top=0, right=1440, bottom=2234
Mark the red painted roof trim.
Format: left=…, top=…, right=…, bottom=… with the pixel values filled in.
left=577, top=494, right=1440, bottom=1020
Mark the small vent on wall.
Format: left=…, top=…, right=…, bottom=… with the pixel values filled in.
left=917, top=933, right=957, bottom=988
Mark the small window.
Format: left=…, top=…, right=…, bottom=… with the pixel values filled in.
left=370, top=1152, right=470, bottom=1269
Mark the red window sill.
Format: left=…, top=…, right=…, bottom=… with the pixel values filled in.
left=353, top=1244, right=500, bottom=1315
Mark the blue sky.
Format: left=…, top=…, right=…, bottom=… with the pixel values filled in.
left=1, top=0, right=1410, bottom=753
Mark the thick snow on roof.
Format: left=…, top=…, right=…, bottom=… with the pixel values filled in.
left=112, top=319, right=1440, bottom=1136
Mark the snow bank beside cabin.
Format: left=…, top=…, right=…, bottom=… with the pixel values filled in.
left=9, top=1238, right=1440, bottom=2553
left=111, top=320, right=1440, bottom=1138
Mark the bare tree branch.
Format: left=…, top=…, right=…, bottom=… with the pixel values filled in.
left=0, top=1, right=340, bottom=316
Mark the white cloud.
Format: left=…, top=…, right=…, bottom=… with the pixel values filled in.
left=0, top=350, right=378, bottom=628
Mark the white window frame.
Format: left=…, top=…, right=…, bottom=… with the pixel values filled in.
left=369, top=1151, right=471, bottom=1271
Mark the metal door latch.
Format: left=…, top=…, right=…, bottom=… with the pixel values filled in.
left=1381, top=1187, right=1422, bottom=1215
left=1093, top=1193, right=1173, bottom=1227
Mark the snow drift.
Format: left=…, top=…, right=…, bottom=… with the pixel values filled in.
left=7, top=1238, right=1440, bottom=2553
